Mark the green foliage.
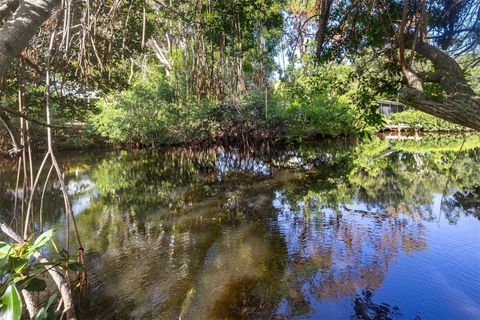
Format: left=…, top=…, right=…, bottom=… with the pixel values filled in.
left=275, top=62, right=384, bottom=140
left=465, top=63, right=480, bottom=95
left=91, top=68, right=179, bottom=145
left=0, top=229, right=83, bottom=320
left=277, top=89, right=358, bottom=138
left=32, top=293, right=60, bottom=320
left=90, top=60, right=392, bottom=145
left=389, top=109, right=469, bottom=131
left=1, top=0, right=479, bottom=155
left=0, top=284, right=22, bottom=320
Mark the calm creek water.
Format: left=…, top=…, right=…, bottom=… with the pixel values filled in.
left=1, top=135, right=479, bottom=319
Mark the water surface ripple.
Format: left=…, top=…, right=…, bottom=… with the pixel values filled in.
left=0, top=136, right=479, bottom=319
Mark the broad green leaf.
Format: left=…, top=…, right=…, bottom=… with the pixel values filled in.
left=44, top=293, right=58, bottom=311
left=32, top=307, right=47, bottom=320
left=0, top=284, right=22, bottom=320
left=32, top=293, right=59, bottom=320
left=0, top=242, right=12, bottom=259
left=30, top=229, right=54, bottom=253
left=32, top=308, right=63, bottom=320
left=26, top=229, right=55, bottom=258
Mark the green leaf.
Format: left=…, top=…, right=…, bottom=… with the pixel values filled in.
left=31, top=230, right=54, bottom=251
left=44, top=293, right=58, bottom=311
left=11, top=257, right=28, bottom=274
left=27, top=230, right=55, bottom=257
left=33, top=308, right=63, bottom=320
left=0, top=242, right=12, bottom=259
left=0, top=284, right=22, bottom=320
left=32, top=293, right=59, bottom=320
left=50, top=240, right=60, bottom=255
left=33, top=308, right=47, bottom=320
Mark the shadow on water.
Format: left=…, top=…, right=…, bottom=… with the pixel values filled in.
left=352, top=290, right=403, bottom=320
left=0, top=135, right=479, bottom=319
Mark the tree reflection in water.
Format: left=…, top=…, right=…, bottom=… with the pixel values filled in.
left=0, top=135, right=478, bottom=319
left=353, top=290, right=402, bottom=320
left=272, top=190, right=426, bottom=317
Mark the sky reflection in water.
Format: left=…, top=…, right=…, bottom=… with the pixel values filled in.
left=0, top=135, right=479, bottom=319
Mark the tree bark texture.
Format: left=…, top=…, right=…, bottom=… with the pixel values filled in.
left=0, top=0, right=60, bottom=77
left=315, top=0, right=333, bottom=60
left=400, top=34, right=479, bottom=130
left=400, top=88, right=480, bottom=131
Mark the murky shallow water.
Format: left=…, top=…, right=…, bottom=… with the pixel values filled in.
left=1, top=135, right=480, bottom=319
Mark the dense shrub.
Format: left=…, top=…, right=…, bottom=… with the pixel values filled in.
left=89, top=63, right=382, bottom=146
left=90, top=70, right=182, bottom=145
left=274, top=63, right=371, bottom=139
left=465, top=64, right=480, bottom=96
left=276, top=91, right=358, bottom=139
left=389, top=109, right=470, bottom=132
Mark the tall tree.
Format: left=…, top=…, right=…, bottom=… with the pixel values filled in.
left=314, top=0, right=333, bottom=60
left=313, top=0, right=480, bottom=130
left=397, top=0, right=479, bottom=130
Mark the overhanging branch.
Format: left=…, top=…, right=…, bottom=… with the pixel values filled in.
left=400, top=87, right=480, bottom=131
left=0, top=104, right=68, bottom=129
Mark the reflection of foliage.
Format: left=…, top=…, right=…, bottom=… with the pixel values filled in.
left=2, top=135, right=479, bottom=319
left=349, top=136, right=480, bottom=214
left=352, top=290, right=402, bottom=320
left=391, top=135, right=480, bottom=153
left=273, top=201, right=426, bottom=317
left=90, top=149, right=218, bottom=209
left=444, top=187, right=480, bottom=221
left=57, top=135, right=480, bottom=318
left=278, top=135, right=480, bottom=225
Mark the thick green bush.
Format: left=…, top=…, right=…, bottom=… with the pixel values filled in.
left=389, top=109, right=469, bottom=131
left=273, top=62, right=365, bottom=139
left=89, top=62, right=381, bottom=146
left=90, top=69, right=182, bottom=145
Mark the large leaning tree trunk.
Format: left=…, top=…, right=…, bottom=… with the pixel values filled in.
left=397, top=0, right=480, bottom=131
left=0, top=0, right=60, bottom=77
left=399, top=41, right=480, bottom=131
left=400, top=87, right=480, bottom=130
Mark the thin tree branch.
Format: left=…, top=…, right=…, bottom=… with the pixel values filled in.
left=0, top=104, right=69, bottom=129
